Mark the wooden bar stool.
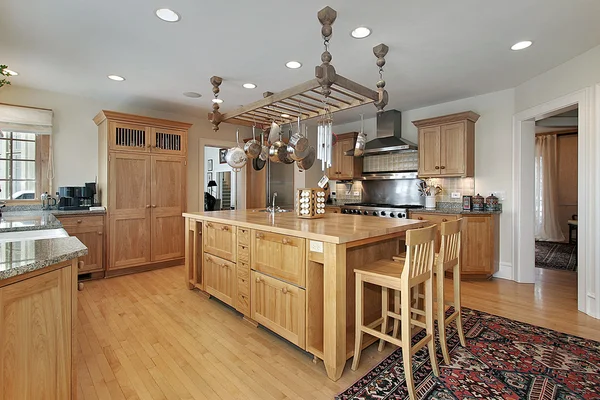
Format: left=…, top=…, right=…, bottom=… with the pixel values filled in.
left=351, top=225, right=439, bottom=399
left=392, top=219, right=467, bottom=365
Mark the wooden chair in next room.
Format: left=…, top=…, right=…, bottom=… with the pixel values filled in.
left=351, top=225, right=439, bottom=400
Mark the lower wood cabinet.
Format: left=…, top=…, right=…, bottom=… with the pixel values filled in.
left=204, top=254, right=236, bottom=306
left=204, top=221, right=237, bottom=262
left=252, top=230, right=306, bottom=287
left=56, top=214, right=105, bottom=275
left=409, top=212, right=499, bottom=279
left=0, top=261, right=77, bottom=399
left=251, top=271, right=306, bottom=349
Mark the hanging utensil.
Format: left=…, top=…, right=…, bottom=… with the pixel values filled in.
left=259, top=131, right=269, bottom=161
left=281, top=128, right=295, bottom=164
left=354, top=114, right=366, bottom=157
left=252, top=157, right=266, bottom=171
left=226, top=129, right=247, bottom=171
left=268, top=121, right=280, bottom=143
left=287, top=112, right=310, bottom=161
left=297, top=146, right=316, bottom=171
left=269, top=133, right=287, bottom=163
left=244, top=125, right=261, bottom=159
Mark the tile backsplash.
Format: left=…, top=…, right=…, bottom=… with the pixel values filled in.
left=423, top=177, right=475, bottom=203
left=363, top=151, right=418, bottom=172
left=333, top=181, right=363, bottom=203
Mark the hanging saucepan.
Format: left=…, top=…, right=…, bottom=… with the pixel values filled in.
left=287, top=115, right=309, bottom=161
left=281, top=129, right=295, bottom=164
left=244, top=126, right=261, bottom=159
left=352, top=114, right=366, bottom=157
left=226, top=129, right=247, bottom=171
left=269, top=133, right=287, bottom=163
left=297, top=146, right=316, bottom=171
left=258, top=131, right=269, bottom=161
left=268, top=121, right=281, bottom=143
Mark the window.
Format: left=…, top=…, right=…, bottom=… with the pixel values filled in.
left=0, top=132, right=37, bottom=200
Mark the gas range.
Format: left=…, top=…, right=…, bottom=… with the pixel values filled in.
left=341, top=203, right=424, bottom=218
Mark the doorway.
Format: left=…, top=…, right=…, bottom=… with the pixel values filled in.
left=512, top=87, right=598, bottom=317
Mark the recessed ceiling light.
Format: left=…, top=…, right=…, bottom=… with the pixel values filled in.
left=183, top=92, right=201, bottom=98
left=243, top=83, right=257, bottom=89
left=351, top=26, right=371, bottom=39
left=107, top=75, right=125, bottom=81
left=155, top=8, right=180, bottom=22
left=212, top=98, right=223, bottom=104
left=511, top=40, right=533, bottom=51
left=285, top=61, right=302, bottom=69
left=3, top=69, right=18, bottom=76
left=281, top=114, right=291, bottom=118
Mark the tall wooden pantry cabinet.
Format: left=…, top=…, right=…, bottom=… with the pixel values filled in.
left=94, top=111, right=192, bottom=276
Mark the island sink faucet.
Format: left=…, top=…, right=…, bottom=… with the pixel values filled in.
left=266, top=192, right=279, bottom=215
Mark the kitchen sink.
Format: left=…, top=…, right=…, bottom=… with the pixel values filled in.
left=0, top=228, right=69, bottom=243
left=252, top=208, right=293, bottom=213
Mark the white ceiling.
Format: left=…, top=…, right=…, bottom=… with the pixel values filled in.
left=2, top=0, right=600, bottom=123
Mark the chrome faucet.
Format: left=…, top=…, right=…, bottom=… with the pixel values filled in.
left=267, top=192, right=278, bottom=215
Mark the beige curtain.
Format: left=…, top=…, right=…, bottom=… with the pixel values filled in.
left=534, top=135, right=565, bottom=242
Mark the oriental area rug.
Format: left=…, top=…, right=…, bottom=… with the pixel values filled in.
left=535, top=241, right=578, bottom=271
left=337, top=308, right=600, bottom=399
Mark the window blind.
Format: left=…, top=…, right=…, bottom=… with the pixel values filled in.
left=0, top=103, right=53, bottom=134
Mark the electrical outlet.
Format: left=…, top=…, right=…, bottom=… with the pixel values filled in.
left=346, top=190, right=351, bottom=195
left=309, top=240, right=324, bottom=253
left=451, top=192, right=461, bottom=199
left=353, top=191, right=360, bottom=196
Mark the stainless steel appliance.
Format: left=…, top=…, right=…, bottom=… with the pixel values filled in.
left=266, top=160, right=295, bottom=209
left=58, top=183, right=98, bottom=210
left=341, top=203, right=424, bottom=218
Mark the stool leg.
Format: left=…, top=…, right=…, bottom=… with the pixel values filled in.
left=401, top=289, right=416, bottom=399
left=378, top=287, right=389, bottom=352
left=393, top=289, right=400, bottom=339
left=426, top=275, right=440, bottom=377
left=351, top=274, right=364, bottom=371
left=437, top=267, right=450, bottom=365
left=454, top=264, right=467, bottom=347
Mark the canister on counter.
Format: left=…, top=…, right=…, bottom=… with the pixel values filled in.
left=472, top=193, right=485, bottom=211
left=462, top=195, right=472, bottom=211
left=485, top=193, right=499, bottom=211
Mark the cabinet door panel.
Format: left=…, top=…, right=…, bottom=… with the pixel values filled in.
left=109, top=121, right=149, bottom=152
left=67, top=228, right=104, bottom=273
left=461, top=216, right=493, bottom=274
left=204, top=222, right=237, bottom=262
left=0, top=267, right=72, bottom=399
left=409, top=213, right=458, bottom=253
left=338, top=138, right=356, bottom=180
left=252, top=230, right=305, bottom=287
left=251, top=271, right=306, bottom=349
left=150, top=127, right=187, bottom=156
left=204, top=254, right=236, bottom=306
left=110, top=215, right=151, bottom=269
left=440, top=122, right=466, bottom=176
left=418, top=126, right=441, bottom=176
left=151, top=156, right=186, bottom=261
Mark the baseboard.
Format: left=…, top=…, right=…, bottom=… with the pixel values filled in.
left=105, top=258, right=184, bottom=278
left=493, top=262, right=513, bottom=281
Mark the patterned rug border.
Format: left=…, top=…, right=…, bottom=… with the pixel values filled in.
left=337, top=306, right=599, bottom=399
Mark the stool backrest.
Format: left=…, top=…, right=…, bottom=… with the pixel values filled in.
left=438, top=218, right=464, bottom=271
left=403, top=224, right=436, bottom=280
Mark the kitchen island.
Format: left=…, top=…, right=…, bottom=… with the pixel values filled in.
left=183, top=210, right=425, bottom=381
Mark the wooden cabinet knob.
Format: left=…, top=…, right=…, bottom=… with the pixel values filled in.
left=435, top=166, right=440, bottom=170
left=146, top=205, right=151, bottom=208
left=98, top=231, right=103, bottom=235
left=77, top=219, right=82, bottom=224
left=255, top=277, right=262, bottom=283
left=417, top=216, right=423, bottom=220
left=78, top=261, right=84, bottom=270
left=442, top=218, right=448, bottom=222
left=281, top=287, right=288, bottom=294
left=441, top=166, right=446, bottom=169
left=255, top=233, right=264, bottom=239
left=282, top=238, right=290, bottom=245
left=207, top=222, right=213, bottom=228
left=152, top=205, right=157, bottom=208
left=220, top=263, right=227, bottom=268
left=221, top=226, right=229, bottom=231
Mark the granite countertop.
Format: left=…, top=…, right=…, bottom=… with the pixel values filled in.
left=51, top=209, right=106, bottom=216
left=0, top=212, right=62, bottom=233
left=409, top=207, right=502, bottom=215
left=0, top=237, right=88, bottom=280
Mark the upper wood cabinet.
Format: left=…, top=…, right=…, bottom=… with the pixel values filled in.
left=95, top=110, right=192, bottom=275
left=412, top=111, right=479, bottom=178
left=327, top=132, right=363, bottom=180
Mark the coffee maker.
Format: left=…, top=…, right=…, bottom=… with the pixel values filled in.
left=58, top=183, right=98, bottom=210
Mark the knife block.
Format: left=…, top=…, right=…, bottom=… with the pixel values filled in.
left=296, top=188, right=326, bottom=219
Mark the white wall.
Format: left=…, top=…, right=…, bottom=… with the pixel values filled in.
left=0, top=85, right=249, bottom=211
left=516, top=44, right=600, bottom=112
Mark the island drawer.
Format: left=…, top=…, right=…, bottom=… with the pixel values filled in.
left=238, top=227, right=250, bottom=245
left=204, top=254, right=236, bottom=306
left=237, top=262, right=250, bottom=281
left=237, top=277, right=249, bottom=296
left=204, top=221, right=237, bottom=262
left=57, top=215, right=104, bottom=229
left=251, top=271, right=306, bottom=349
left=236, top=293, right=250, bottom=315
left=251, top=230, right=306, bottom=287
left=238, top=244, right=250, bottom=263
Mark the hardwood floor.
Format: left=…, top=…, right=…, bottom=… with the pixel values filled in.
left=77, top=266, right=600, bottom=400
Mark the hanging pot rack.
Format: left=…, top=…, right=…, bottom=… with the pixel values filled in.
left=208, top=6, right=389, bottom=132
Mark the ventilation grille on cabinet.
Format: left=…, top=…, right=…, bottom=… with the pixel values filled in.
left=155, top=131, right=181, bottom=151
left=115, top=127, right=146, bottom=148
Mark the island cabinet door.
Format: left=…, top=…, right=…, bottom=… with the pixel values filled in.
left=251, top=271, right=306, bottom=349
left=204, top=221, right=237, bottom=262
left=204, top=254, right=236, bottom=306
left=251, top=230, right=306, bottom=287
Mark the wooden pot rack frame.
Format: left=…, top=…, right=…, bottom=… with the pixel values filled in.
left=208, top=6, right=389, bottom=132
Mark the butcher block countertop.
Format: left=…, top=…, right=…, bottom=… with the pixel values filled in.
left=183, top=210, right=425, bottom=244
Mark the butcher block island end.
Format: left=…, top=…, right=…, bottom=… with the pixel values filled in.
left=183, top=210, right=425, bottom=381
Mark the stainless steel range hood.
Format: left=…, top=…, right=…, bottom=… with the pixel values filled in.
left=362, top=109, right=417, bottom=155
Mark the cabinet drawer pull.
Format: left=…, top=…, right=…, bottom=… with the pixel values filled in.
left=221, top=263, right=227, bottom=268
left=434, top=166, right=440, bottom=170
left=441, top=166, right=446, bottom=169
left=255, top=233, right=264, bottom=239
left=98, top=231, right=103, bottom=235
left=417, top=217, right=423, bottom=220
left=207, top=222, right=213, bottom=228
left=77, top=219, right=82, bottom=224
left=205, top=256, right=212, bottom=262
left=255, top=276, right=262, bottom=283
left=78, top=261, right=84, bottom=270
left=281, top=287, right=288, bottom=294
left=146, top=204, right=151, bottom=208
left=152, top=204, right=157, bottom=208
left=221, top=226, right=229, bottom=231
left=282, top=238, right=290, bottom=245
left=442, top=218, right=448, bottom=222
